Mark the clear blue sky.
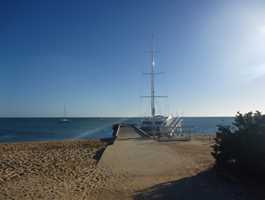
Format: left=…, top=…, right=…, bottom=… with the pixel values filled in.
left=1, top=0, right=265, bottom=117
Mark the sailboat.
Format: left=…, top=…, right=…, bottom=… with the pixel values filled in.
left=59, top=105, right=70, bottom=123
left=139, top=39, right=184, bottom=139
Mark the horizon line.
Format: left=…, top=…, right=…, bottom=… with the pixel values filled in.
left=0, top=115, right=235, bottom=118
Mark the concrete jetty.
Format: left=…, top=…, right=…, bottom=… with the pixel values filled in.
left=98, top=125, right=181, bottom=176
left=115, top=125, right=142, bottom=140
left=96, top=125, right=215, bottom=200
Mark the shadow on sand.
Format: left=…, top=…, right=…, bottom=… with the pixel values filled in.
left=134, top=169, right=265, bottom=200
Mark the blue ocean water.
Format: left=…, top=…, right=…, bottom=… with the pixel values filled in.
left=0, top=117, right=233, bottom=143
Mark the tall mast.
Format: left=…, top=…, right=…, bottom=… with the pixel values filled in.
left=141, top=35, right=167, bottom=119
left=150, top=43, right=155, bottom=118
left=64, top=104, right=66, bottom=118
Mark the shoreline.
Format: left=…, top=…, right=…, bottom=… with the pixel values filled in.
left=0, top=133, right=216, bottom=144
left=0, top=137, right=114, bottom=145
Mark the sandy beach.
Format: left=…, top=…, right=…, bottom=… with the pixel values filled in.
left=0, top=140, right=108, bottom=200
left=0, top=132, right=215, bottom=200
left=1, top=128, right=264, bottom=200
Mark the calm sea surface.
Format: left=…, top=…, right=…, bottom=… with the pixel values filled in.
left=0, top=117, right=233, bottom=143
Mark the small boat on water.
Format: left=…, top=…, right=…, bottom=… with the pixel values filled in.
left=59, top=118, right=70, bottom=123
left=59, top=105, right=70, bottom=123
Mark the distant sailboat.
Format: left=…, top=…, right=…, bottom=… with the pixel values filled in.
left=59, top=105, right=70, bottom=123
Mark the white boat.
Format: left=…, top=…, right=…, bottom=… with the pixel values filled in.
left=140, top=115, right=183, bottom=137
left=59, top=118, right=70, bottom=123
left=59, top=105, right=70, bottom=123
left=139, top=39, right=184, bottom=138
left=140, top=115, right=165, bottom=134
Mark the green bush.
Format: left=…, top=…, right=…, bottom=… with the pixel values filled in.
left=212, top=111, right=265, bottom=177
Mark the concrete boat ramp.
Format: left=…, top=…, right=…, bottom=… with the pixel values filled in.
left=95, top=125, right=220, bottom=200
left=98, top=125, right=181, bottom=177
left=95, top=126, right=253, bottom=200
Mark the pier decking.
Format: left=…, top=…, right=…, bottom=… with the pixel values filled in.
left=115, top=125, right=142, bottom=140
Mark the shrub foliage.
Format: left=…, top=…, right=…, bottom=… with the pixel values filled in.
left=212, top=111, right=265, bottom=177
